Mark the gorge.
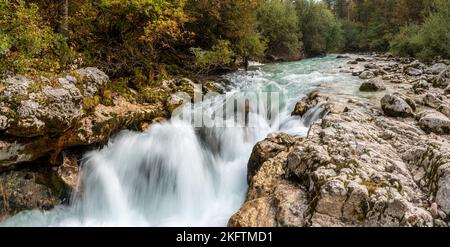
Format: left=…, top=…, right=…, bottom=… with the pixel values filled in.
left=1, top=54, right=450, bottom=227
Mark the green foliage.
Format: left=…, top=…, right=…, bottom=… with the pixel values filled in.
left=257, top=0, right=301, bottom=59
left=295, top=0, right=343, bottom=56
left=0, top=0, right=74, bottom=75
left=390, top=0, right=450, bottom=61
left=191, top=40, right=235, bottom=73
left=68, top=0, right=190, bottom=77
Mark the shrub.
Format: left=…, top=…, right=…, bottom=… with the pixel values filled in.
left=0, top=0, right=74, bottom=75
left=190, top=40, right=235, bottom=74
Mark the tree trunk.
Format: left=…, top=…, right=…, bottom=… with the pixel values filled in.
left=59, top=0, right=69, bottom=37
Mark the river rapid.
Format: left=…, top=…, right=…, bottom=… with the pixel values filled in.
left=0, top=55, right=363, bottom=227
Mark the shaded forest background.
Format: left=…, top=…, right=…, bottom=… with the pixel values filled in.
left=1, top=0, right=449, bottom=85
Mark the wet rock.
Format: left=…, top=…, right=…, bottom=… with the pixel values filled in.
left=355, top=58, right=366, bottom=62
left=381, top=94, right=415, bottom=118
left=337, top=55, right=350, bottom=59
left=0, top=167, right=69, bottom=220
left=347, top=61, right=358, bottom=65
left=445, top=85, right=450, bottom=95
left=359, top=71, right=376, bottom=80
left=56, top=152, right=80, bottom=191
left=0, top=96, right=165, bottom=168
left=359, top=77, right=386, bottom=92
left=418, top=111, right=450, bottom=134
left=291, top=90, right=329, bottom=117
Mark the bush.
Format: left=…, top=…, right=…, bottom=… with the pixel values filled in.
left=257, top=0, right=301, bottom=59
left=297, top=1, right=343, bottom=56
left=190, top=40, right=235, bottom=74
left=0, top=0, right=74, bottom=75
left=390, top=0, right=450, bottom=62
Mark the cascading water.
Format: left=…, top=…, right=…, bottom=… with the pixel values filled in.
left=0, top=55, right=362, bottom=227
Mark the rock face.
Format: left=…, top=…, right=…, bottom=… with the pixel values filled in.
left=0, top=69, right=108, bottom=137
left=381, top=94, right=415, bottom=118
left=291, top=90, right=330, bottom=117
left=0, top=166, right=69, bottom=221
left=231, top=92, right=450, bottom=227
left=0, top=69, right=166, bottom=168
left=359, top=77, right=386, bottom=92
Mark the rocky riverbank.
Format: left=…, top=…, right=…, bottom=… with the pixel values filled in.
left=0, top=67, right=211, bottom=220
left=229, top=54, right=450, bottom=227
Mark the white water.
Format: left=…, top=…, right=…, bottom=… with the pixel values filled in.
left=0, top=55, right=362, bottom=227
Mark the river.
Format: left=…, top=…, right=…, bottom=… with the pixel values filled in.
left=0, top=55, right=363, bottom=227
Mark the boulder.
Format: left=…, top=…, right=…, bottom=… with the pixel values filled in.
left=418, top=111, right=450, bottom=134
left=359, top=71, right=376, bottom=79
left=0, top=70, right=105, bottom=137
left=381, top=94, right=415, bottom=118
left=75, top=67, right=109, bottom=97
left=405, top=67, right=423, bottom=76
left=359, top=77, right=386, bottom=92
left=433, top=67, right=450, bottom=88
left=423, top=93, right=444, bottom=109
left=291, top=90, right=329, bottom=117
left=425, top=63, right=448, bottom=75
left=247, top=133, right=298, bottom=183
left=436, top=165, right=450, bottom=215
left=413, top=80, right=430, bottom=94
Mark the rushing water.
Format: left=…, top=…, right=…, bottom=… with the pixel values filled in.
left=0, top=55, right=362, bottom=227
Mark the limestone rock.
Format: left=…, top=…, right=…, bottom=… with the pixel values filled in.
left=423, top=93, right=444, bottom=109
left=381, top=94, right=415, bottom=118
left=75, top=67, right=109, bottom=97
left=418, top=111, right=450, bottom=134
left=359, top=77, right=386, bottom=92
left=359, top=71, right=375, bottom=80
left=0, top=167, right=69, bottom=221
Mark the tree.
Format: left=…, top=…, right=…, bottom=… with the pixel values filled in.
left=257, top=0, right=302, bottom=60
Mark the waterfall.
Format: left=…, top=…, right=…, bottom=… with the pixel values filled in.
left=0, top=56, right=361, bottom=227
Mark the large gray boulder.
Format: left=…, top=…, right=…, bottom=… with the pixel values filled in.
left=359, top=77, right=386, bottom=92
left=433, top=67, right=450, bottom=88
left=359, top=71, right=375, bottom=79
left=418, top=111, right=450, bottom=134
left=405, top=67, right=423, bottom=76
left=436, top=165, right=450, bottom=215
left=425, top=63, right=448, bottom=75
left=75, top=67, right=109, bottom=97
left=381, top=94, right=415, bottom=118
left=423, top=93, right=444, bottom=109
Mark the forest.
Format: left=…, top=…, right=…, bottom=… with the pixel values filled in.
left=0, top=0, right=449, bottom=83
